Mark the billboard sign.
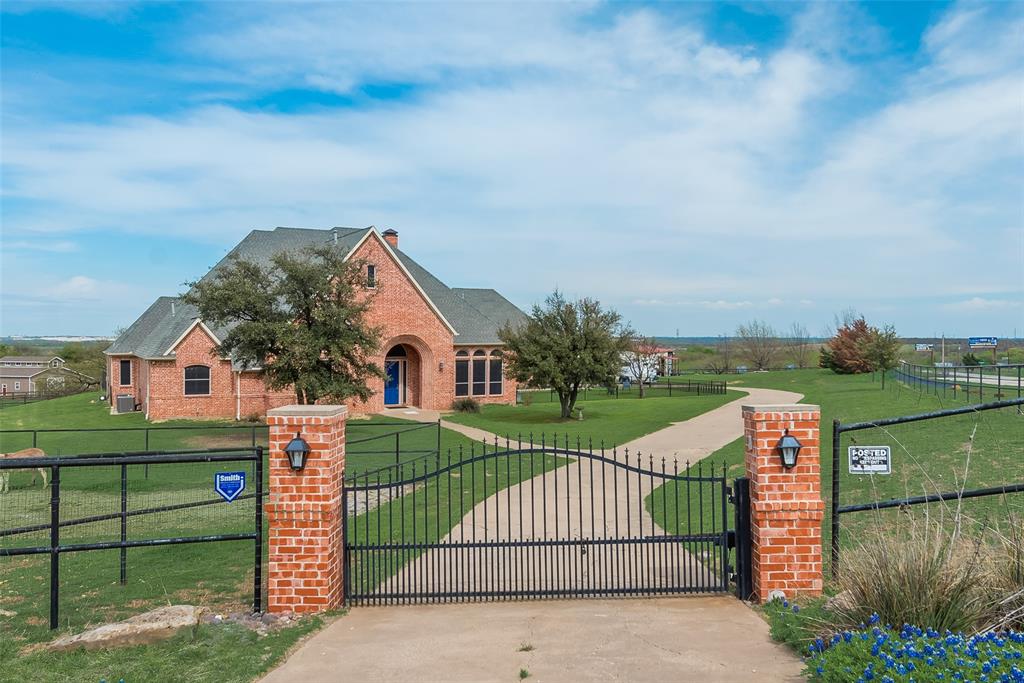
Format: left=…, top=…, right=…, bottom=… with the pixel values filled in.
left=968, top=337, right=998, bottom=349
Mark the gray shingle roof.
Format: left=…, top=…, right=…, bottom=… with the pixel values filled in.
left=107, top=227, right=526, bottom=357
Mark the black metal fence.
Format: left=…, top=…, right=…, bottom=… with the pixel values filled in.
left=518, top=379, right=726, bottom=405
left=0, top=420, right=442, bottom=476
left=342, top=436, right=739, bottom=604
left=0, top=387, right=92, bottom=409
left=0, top=447, right=264, bottom=629
left=829, top=397, right=1024, bottom=575
left=893, top=362, right=1023, bottom=401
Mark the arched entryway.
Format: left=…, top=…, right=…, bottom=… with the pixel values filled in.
left=383, top=343, right=422, bottom=408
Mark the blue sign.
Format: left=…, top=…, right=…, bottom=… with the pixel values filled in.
left=214, top=471, right=246, bottom=503
left=968, top=336, right=998, bottom=349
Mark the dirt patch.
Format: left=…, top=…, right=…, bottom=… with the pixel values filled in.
left=202, top=610, right=300, bottom=637
left=183, top=435, right=255, bottom=449
left=347, top=482, right=424, bottom=516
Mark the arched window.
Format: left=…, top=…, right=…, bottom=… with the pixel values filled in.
left=184, top=365, right=211, bottom=395
left=489, top=351, right=503, bottom=395
left=455, top=350, right=469, bottom=397
left=472, top=350, right=487, bottom=396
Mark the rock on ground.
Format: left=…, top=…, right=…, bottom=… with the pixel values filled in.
left=43, top=605, right=205, bottom=652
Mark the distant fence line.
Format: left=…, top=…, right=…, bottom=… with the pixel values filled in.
left=893, top=362, right=1023, bottom=402
left=0, top=387, right=93, bottom=409
left=518, top=378, right=726, bottom=405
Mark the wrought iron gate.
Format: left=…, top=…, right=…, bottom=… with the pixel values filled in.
left=343, top=438, right=749, bottom=604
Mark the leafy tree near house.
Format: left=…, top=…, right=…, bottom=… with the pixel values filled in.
left=622, top=336, right=661, bottom=398
left=181, top=245, right=384, bottom=405
left=864, top=324, right=900, bottom=388
left=499, top=291, right=632, bottom=419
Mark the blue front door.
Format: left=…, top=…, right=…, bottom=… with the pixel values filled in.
left=384, top=360, right=400, bottom=405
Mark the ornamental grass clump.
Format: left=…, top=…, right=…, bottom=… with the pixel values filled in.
left=834, top=510, right=996, bottom=633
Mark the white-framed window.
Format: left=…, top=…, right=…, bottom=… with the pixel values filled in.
left=367, top=264, right=377, bottom=288
left=46, top=377, right=64, bottom=390
left=455, top=350, right=469, bottom=397
left=14, top=382, right=21, bottom=391
left=119, top=359, right=132, bottom=386
left=489, top=351, right=503, bottom=395
left=184, top=365, right=211, bottom=395
left=472, top=350, right=486, bottom=396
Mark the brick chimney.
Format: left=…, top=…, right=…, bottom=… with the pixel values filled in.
left=382, top=228, right=399, bottom=249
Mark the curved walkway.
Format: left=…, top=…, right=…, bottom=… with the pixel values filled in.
left=262, top=387, right=806, bottom=682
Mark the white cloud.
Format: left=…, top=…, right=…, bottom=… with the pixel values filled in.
left=33, top=275, right=133, bottom=302
left=1, top=2, right=1021, bottom=334
left=3, top=240, right=78, bottom=253
left=944, top=297, right=1023, bottom=312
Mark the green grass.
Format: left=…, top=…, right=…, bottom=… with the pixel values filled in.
left=445, top=390, right=743, bottom=448
left=0, top=393, right=486, bottom=682
left=647, top=369, right=1024, bottom=572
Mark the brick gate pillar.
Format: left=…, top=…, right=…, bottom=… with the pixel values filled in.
left=742, top=404, right=823, bottom=603
left=265, top=404, right=347, bottom=614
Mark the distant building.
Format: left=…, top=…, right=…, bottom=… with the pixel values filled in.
left=0, top=356, right=90, bottom=396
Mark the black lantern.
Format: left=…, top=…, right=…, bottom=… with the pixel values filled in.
left=284, top=432, right=311, bottom=471
left=776, top=429, right=802, bottom=469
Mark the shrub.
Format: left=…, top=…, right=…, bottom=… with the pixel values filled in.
left=451, top=398, right=480, bottom=413
left=833, top=513, right=995, bottom=633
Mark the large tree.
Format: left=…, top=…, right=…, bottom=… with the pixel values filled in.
left=735, top=320, right=780, bottom=370
left=787, top=322, right=813, bottom=369
left=864, top=324, right=901, bottom=388
left=622, top=336, right=661, bottom=398
left=822, top=315, right=875, bottom=375
left=182, top=245, right=383, bottom=405
left=499, top=291, right=631, bottom=419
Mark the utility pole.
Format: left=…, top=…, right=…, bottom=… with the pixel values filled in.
left=941, top=335, right=945, bottom=365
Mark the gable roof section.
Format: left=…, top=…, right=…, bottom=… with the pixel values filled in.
left=107, top=226, right=527, bottom=358
left=0, top=356, right=63, bottom=364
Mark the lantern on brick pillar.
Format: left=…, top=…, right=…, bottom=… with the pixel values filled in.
left=776, top=429, right=802, bottom=469
left=284, top=432, right=311, bottom=471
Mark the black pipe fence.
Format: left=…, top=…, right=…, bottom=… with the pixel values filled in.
left=0, top=447, right=264, bottom=630
left=0, top=420, right=442, bottom=477
left=893, top=362, right=1023, bottom=402
left=518, top=379, right=725, bottom=405
left=0, top=387, right=92, bottom=409
left=830, top=397, right=1024, bottom=575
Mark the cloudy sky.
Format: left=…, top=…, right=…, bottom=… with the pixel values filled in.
left=2, top=1, right=1022, bottom=338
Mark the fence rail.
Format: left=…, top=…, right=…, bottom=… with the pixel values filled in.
left=894, top=362, right=1023, bottom=401
left=0, top=387, right=93, bottom=409
left=518, top=379, right=726, bottom=405
left=0, top=447, right=264, bottom=629
left=830, top=397, right=1024, bottom=575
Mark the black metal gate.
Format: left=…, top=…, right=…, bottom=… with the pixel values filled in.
left=343, top=438, right=749, bottom=605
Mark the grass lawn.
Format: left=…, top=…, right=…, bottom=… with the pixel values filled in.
left=445, top=389, right=743, bottom=449
left=647, top=369, right=1024, bottom=572
left=0, top=393, right=580, bottom=681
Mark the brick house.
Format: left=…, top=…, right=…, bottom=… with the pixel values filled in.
left=104, top=226, right=526, bottom=420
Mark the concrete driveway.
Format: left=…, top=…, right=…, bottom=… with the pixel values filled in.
left=262, top=388, right=808, bottom=682
left=260, top=597, right=805, bottom=682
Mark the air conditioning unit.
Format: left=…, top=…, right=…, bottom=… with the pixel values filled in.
left=116, top=394, right=135, bottom=413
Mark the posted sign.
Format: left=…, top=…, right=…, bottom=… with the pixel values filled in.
left=848, top=446, right=891, bottom=475
left=969, top=337, right=998, bottom=349
left=214, top=471, right=247, bottom=502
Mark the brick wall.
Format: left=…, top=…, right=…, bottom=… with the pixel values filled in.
left=119, top=231, right=519, bottom=420
left=742, top=404, right=824, bottom=602
left=265, top=405, right=347, bottom=613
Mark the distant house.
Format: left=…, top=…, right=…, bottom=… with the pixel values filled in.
left=0, top=356, right=89, bottom=396
left=105, top=226, right=528, bottom=420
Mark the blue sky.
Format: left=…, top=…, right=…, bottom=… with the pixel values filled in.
left=2, top=1, right=1022, bottom=338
